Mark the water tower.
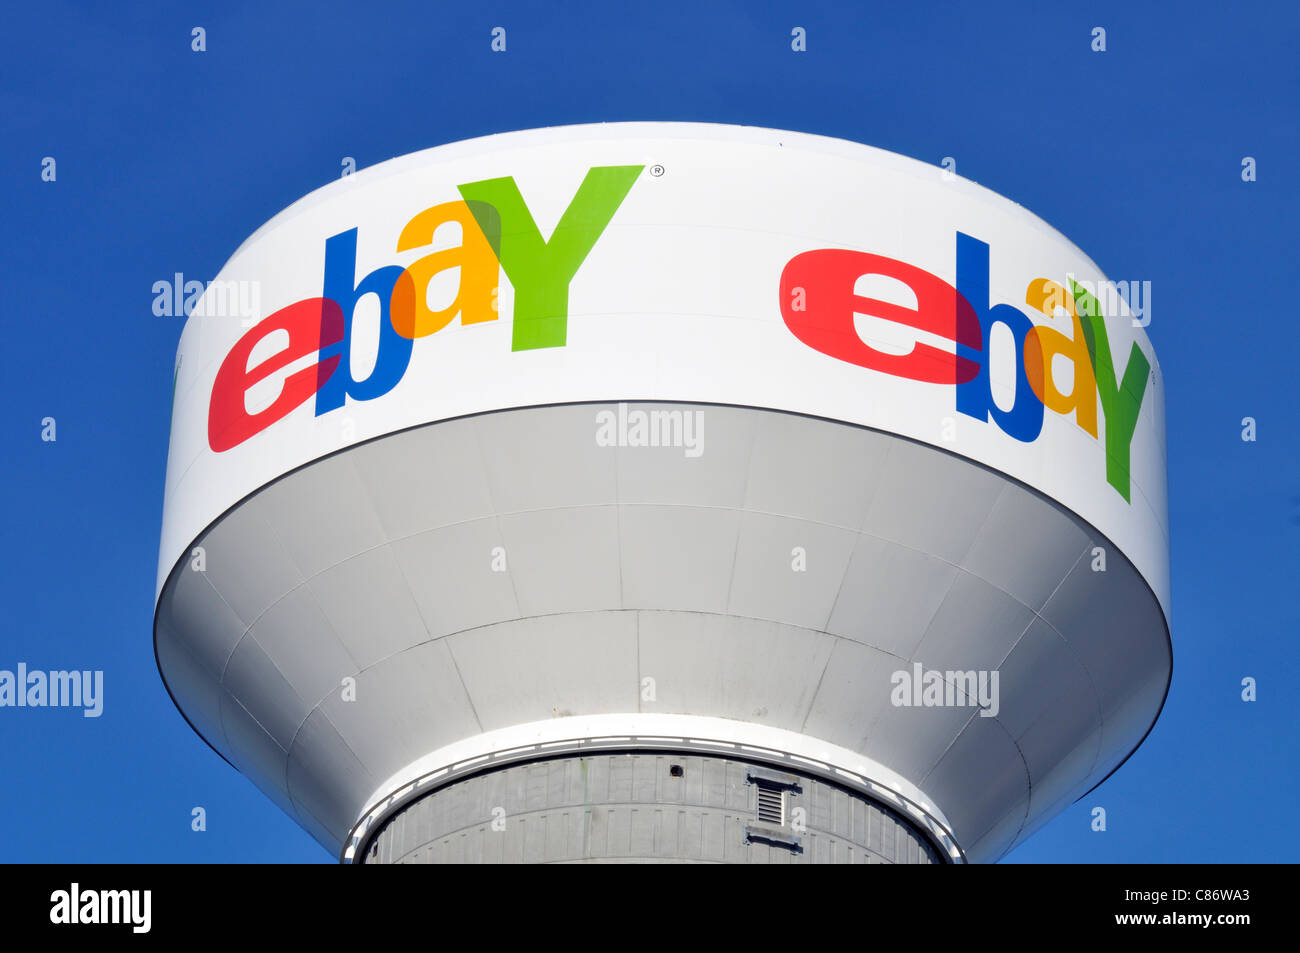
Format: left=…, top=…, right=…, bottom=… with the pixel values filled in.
left=155, top=123, right=1170, bottom=863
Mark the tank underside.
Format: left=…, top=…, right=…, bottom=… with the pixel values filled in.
left=154, top=401, right=1171, bottom=863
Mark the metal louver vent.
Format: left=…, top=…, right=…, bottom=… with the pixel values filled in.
left=744, top=768, right=803, bottom=852
left=754, top=780, right=785, bottom=825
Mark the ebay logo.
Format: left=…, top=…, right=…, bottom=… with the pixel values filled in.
left=207, top=165, right=644, bottom=452
left=779, top=234, right=1152, bottom=502
left=205, top=164, right=1150, bottom=506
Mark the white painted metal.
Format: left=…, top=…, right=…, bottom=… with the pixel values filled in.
left=160, top=122, right=1168, bottom=612
left=155, top=125, right=1171, bottom=863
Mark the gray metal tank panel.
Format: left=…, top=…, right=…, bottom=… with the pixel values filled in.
left=362, top=753, right=944, bottom=864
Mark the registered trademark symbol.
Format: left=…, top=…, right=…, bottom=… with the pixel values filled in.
left=650, top=164, right=664, bottom=177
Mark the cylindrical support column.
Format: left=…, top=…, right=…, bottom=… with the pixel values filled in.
left=362, top=752, right=946, bottom=864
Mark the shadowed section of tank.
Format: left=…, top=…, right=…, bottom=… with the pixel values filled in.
left=157, top=402, right=1169, bottom=863
left=363, top=753, right=943, bottom=864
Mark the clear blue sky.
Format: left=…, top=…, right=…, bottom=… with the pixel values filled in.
left=1, top=0, right=1295, bottom=863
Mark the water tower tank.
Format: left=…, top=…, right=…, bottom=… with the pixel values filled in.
left=155, top=123, right=1170, bottom=863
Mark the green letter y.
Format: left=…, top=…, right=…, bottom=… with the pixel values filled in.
left=458, top=165, right=643, bottom=351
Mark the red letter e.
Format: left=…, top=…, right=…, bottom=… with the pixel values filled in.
left=208, top=298, right=343, bottom=452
